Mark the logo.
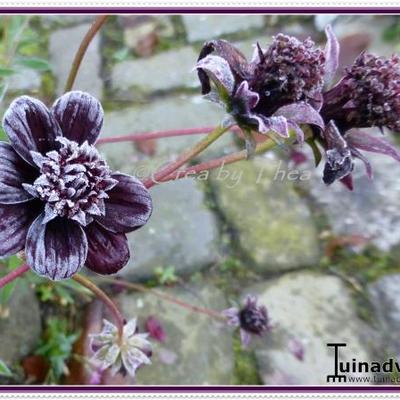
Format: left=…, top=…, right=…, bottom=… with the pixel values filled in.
left=327, top=343, right=400, bottom=384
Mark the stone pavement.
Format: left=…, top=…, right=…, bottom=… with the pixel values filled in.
left=3, top=14, right=400, bottom=385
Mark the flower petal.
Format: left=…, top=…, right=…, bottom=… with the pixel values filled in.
left=240, top=329, right=252, bottom=348
left=350, top=146, right=373, bottom=179
left=265, top=116, right=289, bottom=138
left=0, top=142, right=36, bottom=204
left=25, top=214, right=88, bottom=281
left=51, top=91, right=104, bottom=145
left=346, top=129, right=400, bottom=162
left=274, top=102, right=325, bottom=131
left=197, top=39, right=249, bottom=95
left=85, top=222, right=130, bottom=275
left=234, top=81, right=259, bottom=109
left=0, top=203, right=34, bottom=258
left=196, top=55, right=235, bottom=100
left=340, top=174, right=354, bottom=191
left=96, top=173, right=152, bottom=234
left=324, top=24, right=340, bottom=87
left=2, top=96, right=62, bottom=165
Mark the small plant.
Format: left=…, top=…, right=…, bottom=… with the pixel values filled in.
left=154, top=266, right=179, bottom=286
left=35, top=318, right=80, bottom=384
left=0, top=359, right=12, bottom=378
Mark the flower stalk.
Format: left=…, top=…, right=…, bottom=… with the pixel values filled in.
left=0, top=264, right=30, bottom=290
left=72, top=273, right=125, bottom=338
left=159, top=132, right=286, bottom=184
left=97, top=126, right=223, bottom=145
left=98, top=276, right=226, bottom=322
left=143, top=124, right=230, bottom=189
left=64, top=15, right=108, bottom=93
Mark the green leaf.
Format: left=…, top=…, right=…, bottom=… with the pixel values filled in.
left=0, top=360, right=12, bottom=377
left=14, top=57, right=52, bottom=71
left=0, top=280, right=18, bottom=304
left=0, top=67, right=15, bottom=77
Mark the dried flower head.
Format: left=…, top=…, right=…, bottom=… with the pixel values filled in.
left=90, top=318, right=152, bottom=378
left=223, top=295, right=271, bottom=347
left=322, top=53, right=400, bottom=132
left=0, top=91, right=152, bottom=280
left=250, top=34, right=325, bottom=114
left=318, top=47, right=400, bottom=187
left=195, top=33, right=328, bottom=154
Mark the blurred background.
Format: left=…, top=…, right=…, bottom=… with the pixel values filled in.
left=1, top=14, right=400, bottom=385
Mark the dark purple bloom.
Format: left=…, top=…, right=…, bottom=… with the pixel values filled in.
left=322, top=53, right=400, bottom=132
left=319, top=48, right=400, bottom=187
left=0, top=91, right=152, bottom=280
left=195, top=30, right=330, bottom=154
left=223, top=295, right=271, bottom=347
left=249, top=33, right=325, bottom=114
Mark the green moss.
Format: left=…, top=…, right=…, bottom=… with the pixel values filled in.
left=320, top=246, right=400, bottom=284
left=231, top=335, right=262, bottom=385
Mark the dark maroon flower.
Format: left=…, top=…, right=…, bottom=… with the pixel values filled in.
left=195, top=30, right=331, bottom=154
left=145, top=316, right=166, bottom=343
left=318, top=49, right=400, bottom=187
left=249, top=33, right=325, bottom=114
left=223, top=295, right=271, bottom=347
left=322, top=53, right=400, bottom=132
left=0, top=91, right=152, bottom=280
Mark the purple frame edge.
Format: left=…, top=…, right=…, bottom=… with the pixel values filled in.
left=1, top=385, right=400, bottom=392
left=0, top=7, right=399, bottom=13
left=0, top=5, right=399, bottom=393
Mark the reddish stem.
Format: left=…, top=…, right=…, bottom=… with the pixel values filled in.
left=158, top=136, right=278, bottom=184
left=143, top=124, right=230, bottom=189
left=0, top=264, right=30, bottom=289
left=64, top=15, right=108, bottom=93
left=99, top=276, right=226, bottom=322
left=97, top=126, right=217, bottom=145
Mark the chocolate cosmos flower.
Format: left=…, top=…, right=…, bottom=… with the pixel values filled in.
left=223, top=295, right=271, bottom=347
left=0, top=91, right=152, bottom=280
left=195, top=28, right=335, bottom=152
left=319, top=42, right=400, bottom=187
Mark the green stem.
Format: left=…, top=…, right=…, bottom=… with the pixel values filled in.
left=143, top=124, right=230, bottom=189
left=72, top=274, right=125, bottom=338
left=159, top=134, right=280, bottom=184
left=64, top=15, right=108, bottom=93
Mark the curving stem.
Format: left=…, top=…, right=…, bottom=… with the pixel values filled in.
left=64, top=15, right=108, bottom=93
left=72, top=273, right=125, bottom=339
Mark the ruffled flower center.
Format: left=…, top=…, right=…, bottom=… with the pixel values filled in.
left=322, top=53, right=400, bottom=131
left=250, top=34, right=325, bottom=114
left=239, top=305, right=269, bottom=335
left=24, top=137, right=117, bottom=226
